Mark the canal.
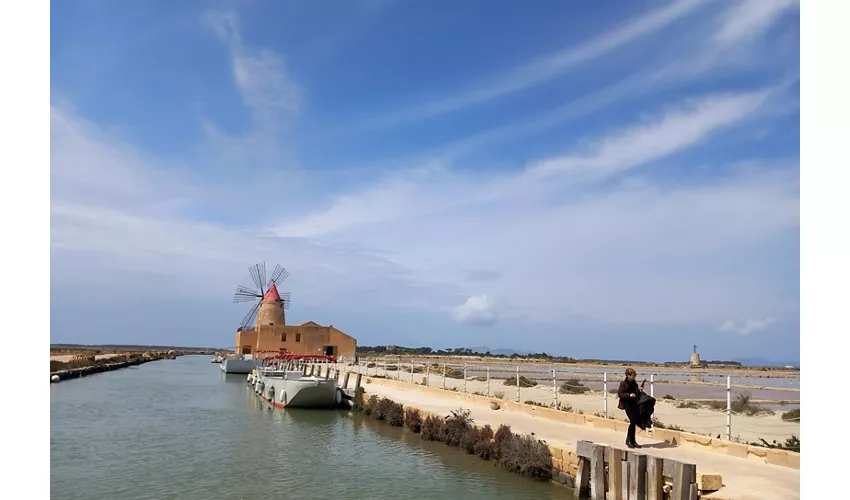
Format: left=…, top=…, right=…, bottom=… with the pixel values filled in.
left=50, top=355, right=566, bottom=499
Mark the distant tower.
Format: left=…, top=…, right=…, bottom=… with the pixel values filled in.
left=689, top=344, right=701, bottom=368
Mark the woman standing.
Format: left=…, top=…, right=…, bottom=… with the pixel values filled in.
left=617, top=368, right=642, bottom=448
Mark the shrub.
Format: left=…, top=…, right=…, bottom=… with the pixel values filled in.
left=781, top=408, right=800, bottom=422
left=405, top=407, right=423, bottom=433
left=386, top=401, right=405, bottom=426
left=493, top=424, right=513, bottom=459
left=662, top=394, right=676, bottom=400
left=444, top=367, right=465, bottom=379
left=472, top=425, right=496, bottom=459
left=363, top=394, right=379, bottom=417
left=493, top=390, right=505, bottom=399
left=366, top=362, right=376, bottom=368
left=372, top=397, right=398, bottom=421
left=676, top=401, right=702, bottom=409
left=651, top=418, right=683, bottom=431
left=730, top=393, right=775, bottom=416
left=421, top=415, right=444, bottom=441
left=442, top=408, right=474, bottom=447
left=497, top=432, right=553, bottom=480
left=472, top=376, right=488, bottom=382
left=385, top=365, right=399, bottom=371
left=352, top=386, right=365, bottom=412
left=559, top=379, right=589, bottom=394
left=504, top=376, right=537, bottom=388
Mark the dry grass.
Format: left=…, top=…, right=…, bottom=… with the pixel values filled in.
left=559, top=378, right=589, bottom=395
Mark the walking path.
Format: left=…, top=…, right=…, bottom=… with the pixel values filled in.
left=361, top=380, right=800, bottom=500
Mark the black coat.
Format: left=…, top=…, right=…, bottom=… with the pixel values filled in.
left=617, top=378, right=656, bottom=430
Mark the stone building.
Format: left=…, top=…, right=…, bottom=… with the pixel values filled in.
left=234, top=282, right=357, bottom=360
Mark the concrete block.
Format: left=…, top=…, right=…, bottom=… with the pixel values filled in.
left=549, top=445, right=564, bottom=461
left=697, top=472, right=723, bottom=492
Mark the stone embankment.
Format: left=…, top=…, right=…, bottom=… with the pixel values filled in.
left=49, top=351, right=184, bottom=382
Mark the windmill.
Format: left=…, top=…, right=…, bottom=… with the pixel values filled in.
left=233, top=262, right=291, bottom=330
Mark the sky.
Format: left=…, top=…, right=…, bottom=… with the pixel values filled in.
left=50, top=0, right=800, bottom=363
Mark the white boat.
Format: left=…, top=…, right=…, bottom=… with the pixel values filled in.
left=210, top=356, right=223, bottom=363
left=220, top=354, right=256, bottom=374
left=253, top=368, right=343, bottom=409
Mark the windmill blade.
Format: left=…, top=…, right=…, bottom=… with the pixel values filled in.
left=233, top=285, right=262, bottom=303
left=281, top=292, right=292, bottom=310
left=248, top=263, right=266, bottom=293
left=240, top=302, right=260, bottom=329
left=258, top=262, right=266, bottom=293
left=268, top=265, right=289, bottom=286
left=236, top=285, right=261, bottom=296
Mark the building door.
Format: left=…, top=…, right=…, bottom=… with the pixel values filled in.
left=323, top=345, right=336, bottom=356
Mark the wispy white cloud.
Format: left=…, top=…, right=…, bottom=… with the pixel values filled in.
left=348, top=0, right=710, bottom=130
left=717, top=318, right=778, bottom=335
left=203, top=10, right=301, bottom=125
left=276, top=87, right=779, bottom=238
left=714, top=0, right=798, bottom=46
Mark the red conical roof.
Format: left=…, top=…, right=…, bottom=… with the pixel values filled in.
left=263, top=282, right=281, bottom=302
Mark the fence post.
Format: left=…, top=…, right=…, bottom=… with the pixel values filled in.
left=462, top=364, right=467, bottom=393
left=486, top=365, right=490, bottom=397
left=650, top=373, right=655, bottom=397
left=726, top=375, right=732, bottom=441
left=410, top=361, right=414, bottom=383
left=426, top=364, right=430, bottom=386
left=603, top=372, right=608, bottom=417
left=516, top=365, right=520, bottom=402
left=553, top=368, right=558, bottom=408
left=442, top=363, right=446, bottom=389
left=397, top=358, right=401, bottom=380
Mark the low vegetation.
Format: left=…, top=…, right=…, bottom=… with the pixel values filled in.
left=504, top=375, right=538, bottom=388
left=355, top=395, right=552, bottom=481
left=676, top=401, right=702, bottom=409
left=750, top=435, right=800, bottom=453
left=558, top=378, right=589, bottom=395
left=781, top=408, right=800, bottom=422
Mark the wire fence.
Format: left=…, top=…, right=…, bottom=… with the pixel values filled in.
left=341, top=357, right=800, bottom=443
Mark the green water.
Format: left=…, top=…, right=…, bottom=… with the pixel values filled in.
left=50, top=355, right=568, bottom=499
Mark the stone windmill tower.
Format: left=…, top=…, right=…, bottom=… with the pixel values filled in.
left=233, top=262, right=292, bottom=330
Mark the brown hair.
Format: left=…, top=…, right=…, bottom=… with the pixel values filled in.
left=625, top=368, right=636, bottom=377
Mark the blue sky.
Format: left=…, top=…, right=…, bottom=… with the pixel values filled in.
left=50, top=0, right=800, bottom=363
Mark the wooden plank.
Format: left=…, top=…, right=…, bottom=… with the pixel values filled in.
left=688, top=484, right=698, bottom=500
left=574, top=457, right=590, bottom=499
left=608, top=448, right=624, bottom=500
left=671, top=462, right=697, bottom=500
left=662, top=459, right=697, bottom=481
left=591, top=445, right=606, bottom=500
left=646, top=456, right=664, bottom=500
left=622, top=461, right=630, bottom=500
left=628, top=453, right=647, bottom=500
left=577, top=440, right=602, bottom=459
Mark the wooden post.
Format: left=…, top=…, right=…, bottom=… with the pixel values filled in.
left=486, top=365, right=490, bottom=397
left=608, top=448, right=624, bottom=500
left=689, top=484, right=698, bottom=500
left=646, top=456, right=664, bottom=500
left=622, top=461, right=629, bottom=500
left=553, top=368, right=558, bottom=408
left=397, top=358, right=401, bottom=380
left=410, top=361, right=414, bottom=383
left=324, top=365, right=330, bottom=379
left=671, top=462, right=697, bottom=500
left=342, top=372, right=351, bottom=389
left=726, top=376, right=732, bottom=440
left=590, top=445, right=605, bottom=500
left=603, top=372, right=608, bottom=417
left=442, top=364, right=446, bottom=389
left=354, top=373, right=363, bottom=394
left=574, top=457, right=590, bottom=498
left=628, top=453, right=647, bottom=500
left=463, top=364, right=467, bottom=393
left=426, top=364, right=430, bottom=386
left=516, top=365, right=520, bottom=402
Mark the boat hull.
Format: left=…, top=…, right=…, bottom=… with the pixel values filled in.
left=220, top=358, right=255, bottom=374
left=255, top=371, right=340, bottom=409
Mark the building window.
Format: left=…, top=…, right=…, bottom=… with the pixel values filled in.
left=281, top=333, right=287, bottom=342
left=296, top=333, right=301, bottom=342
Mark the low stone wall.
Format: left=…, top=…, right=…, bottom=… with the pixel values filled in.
left=357, top=374, right=800, bottom=470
